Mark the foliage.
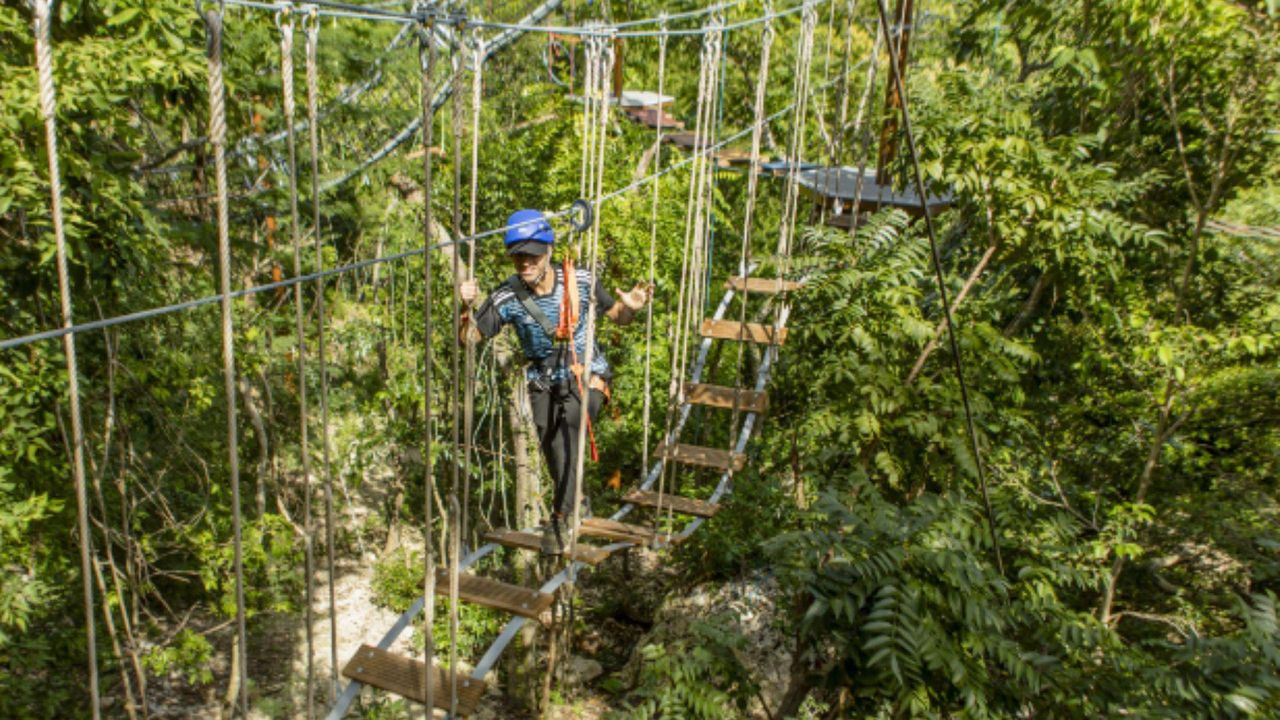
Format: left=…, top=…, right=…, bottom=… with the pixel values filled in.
left=609, top=618, right=760, bottom=720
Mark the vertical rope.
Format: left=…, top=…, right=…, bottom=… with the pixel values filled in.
left=847, top=11, right=883, bottom=237
left=777, top=2, right=818, bottom=263
left=202, top=5, right=250, bottom=714
left=728, top=6, right=775, bottom=461
left=656, top=17, right=723, bottom=539
left=640, top=19, right=668, bottom=488
left=302, top=8, right=339, bottom=696
left=276, top=8, right=316, bottom=718
left=447, top=19, right=465, bottom=717
left=32, top=1, right=100, bottom=716
left=565, top=29, right=614, bottom=661
left=415, top=10, right=438, bottom=717
left=462, top=28, right=485, bottom=552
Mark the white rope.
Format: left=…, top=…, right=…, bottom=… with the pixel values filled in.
left=728, top=5, right=776, bottom=459
left=201, top=5, right=250, bottom=715
left=847, top=8, right=884, bottom=236
left=777, top=2, right=818, bottom=262
left=276, top=8, right=318, bottom=717
left=640, top=19, right=669, bottom=487
left=413, top=9, right=439, bottom=716
left=300, top=8, right=341, bottom=698
left=656, top=16, right=723, bottom=536
left=32, top=1, right=100, bottom=716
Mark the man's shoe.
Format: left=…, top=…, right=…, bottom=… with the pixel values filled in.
left=541, top=520, right=562, bottom=555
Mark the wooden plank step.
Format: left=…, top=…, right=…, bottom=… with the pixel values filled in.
left=482, top=528, right=610, bottom=565
left=434, top=568, right=554, bottom=620
left=579, top=517, right=681, bottom=545
left=623, top=490, right=721, bottom=518
left=341, top=644, right=486, bottom=716
left=684, top=383, right=769, bottom=413
left=726, top=276, right=805, bottom=294
left=657, top=442, right=747, bottom=472
left=700, top=319, right=788, bottom=345
left=664, top=131, right=703, bottom=149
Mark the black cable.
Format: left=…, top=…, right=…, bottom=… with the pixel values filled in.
left=873, top=0, right=1004, bottom=575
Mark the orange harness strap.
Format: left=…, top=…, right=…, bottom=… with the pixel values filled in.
left=558, top=257, right=598, bottom=462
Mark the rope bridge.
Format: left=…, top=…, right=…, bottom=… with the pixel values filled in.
left=19, top=0, right=993, bottom=717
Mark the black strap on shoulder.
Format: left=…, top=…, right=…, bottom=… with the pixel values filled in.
left=507, top=274, right=557, bottom=338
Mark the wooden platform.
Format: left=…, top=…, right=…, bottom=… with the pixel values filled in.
left=341, top=644, right=486, bottom=716
left=657, top=442, right=747, bottom=472
left=434, top=568, right=555, bottom=620
left=579, top=517, right=680, bottom=545
left=713, top=149, right=754, bottom=168
left=623, top=489, right=721, bottom=518
left=684, top=383, right=769, bottom=413
left=798, top=166, right=952, bottom=217
left=701, top=319, right=788, bottom=345
left=663, top=131, right=703, bottom=149
left=726, top=276, right=805, bottom=294
left=624, top=106, right=684, bottom=130
left=482, top=528, right=610, bottom=565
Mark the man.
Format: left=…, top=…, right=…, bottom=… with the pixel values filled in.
left=459, top=209, right=652, bottom=554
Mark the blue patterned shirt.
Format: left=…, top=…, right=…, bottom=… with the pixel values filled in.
left=472, top=265, right=615, bottom=383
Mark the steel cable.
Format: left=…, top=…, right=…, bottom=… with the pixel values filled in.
left=873, top=0, right=1004, bottom=574
left=32, top=1, right=100, bottom=716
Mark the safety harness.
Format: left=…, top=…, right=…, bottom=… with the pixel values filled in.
left=508, top=258, right=600, bottom=461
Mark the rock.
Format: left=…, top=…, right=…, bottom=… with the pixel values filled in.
left=566, top=655, right=605, bottom=687
left=622, top=571, right=792, bottom=719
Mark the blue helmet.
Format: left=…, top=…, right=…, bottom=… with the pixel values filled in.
left=503, top=209, right=554, bottom=256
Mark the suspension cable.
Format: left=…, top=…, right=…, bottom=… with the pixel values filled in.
left=414, top=7, right=439, bottom=716
left=276, top=8, right=317, bottom=716
left=32, top=1, right=100, bottom=716
left=200, top=5, right=250, bottom=714
left=872, top=0, right=1004, bottom=574
left=300, top=8, right=341, bottom=696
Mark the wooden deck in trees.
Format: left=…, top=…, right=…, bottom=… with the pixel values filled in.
left=726, top=276, right=805, bottom=294
left=434, top=569, right=555, bottom=620
left=341, top=645, right=486, bottom=716
left=656, top=442, right=747, bottom=472
left=623, top=489, right=721, bottom=518
left=482, top=528, right=610, bottom=565
left=579, top=517, right=680, bottom=545
left=700, top=318, right=788, bottom=345
left=684, top=383, right=769, bottom=413
left=798, top=166, right=953, bottom=218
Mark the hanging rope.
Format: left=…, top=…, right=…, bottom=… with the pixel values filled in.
left=276, top=7, right=317, bottom=717
left=446, top=19, right=466, bottom=717
left=201, top=4, right=250, bottom=714
left=639, top=17, right=669, bottom=488
left=728, top=4, right=776, bottom=464
left=872, top=0, right=1004, bottom=573
left=414, top=7, right=439, bottom=716
left=32, top=1, right=100, bottom=716
left=656, top=15, right=724, bottom=539
left=462, top=28, right=485, bottom=552
left=300, top=7, right=341, bottom=697
left=846, top=6, right=883, bottom=237
left=563, top=31, right=615, bottom=686
left=777, top=1, right=818, bottom=264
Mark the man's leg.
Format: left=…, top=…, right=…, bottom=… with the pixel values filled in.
left=555, top=387, right=605, bottom=518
